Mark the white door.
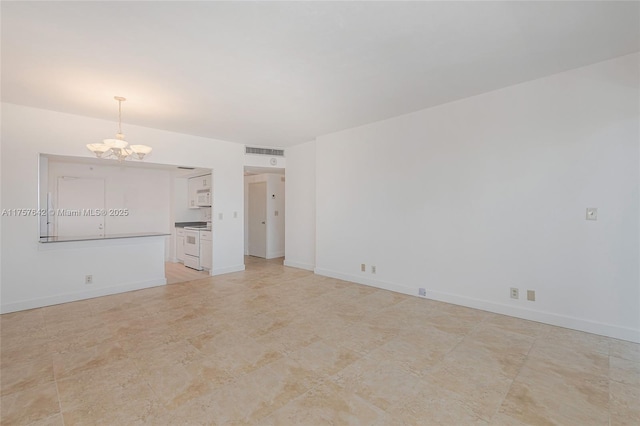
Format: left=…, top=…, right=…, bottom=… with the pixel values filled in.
left=56, top=177, right=105, bottom=237
left=248, top=182, right=267, bottom=258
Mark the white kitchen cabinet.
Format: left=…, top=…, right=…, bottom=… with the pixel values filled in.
left=200, top=230, right=212, bottom=270
left=187, top=178, right=198, bottom=209
left=187, top=174, right=212, bottom=208
left=203, top=174, right=211, bottom=190
left=176, top=227, right=185, bottom=262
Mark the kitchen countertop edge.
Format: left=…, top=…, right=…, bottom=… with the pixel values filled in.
left=39, top=232, right=171, bottom=243
left=175, top=222, right=208, bottom=228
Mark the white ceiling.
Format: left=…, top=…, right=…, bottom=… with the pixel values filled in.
left=2, top=2, right=638, bottom=148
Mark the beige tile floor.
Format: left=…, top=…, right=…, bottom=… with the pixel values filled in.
left=165, top=261, right=210, bottom=285
left=1, top=256, right=639, bottom=425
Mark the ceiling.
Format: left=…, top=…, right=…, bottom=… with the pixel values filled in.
left=2, top=2, right=638, bottom=148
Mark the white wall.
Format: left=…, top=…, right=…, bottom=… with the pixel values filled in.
left=284, top=141, right=316, bottom=270
left=244, top=154, right=286, bottom=169
left=244, top=173, right=285, bottom=259
left=1, top=103, right=245, bottom=313
left=47, top=160, right=172, bottom=235
left=313, top=54, right=640, bottom=342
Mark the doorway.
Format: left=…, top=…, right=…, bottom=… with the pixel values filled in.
left=166, top=166, right=213, bottom=285
left=244, top=167, right=285, bottom=259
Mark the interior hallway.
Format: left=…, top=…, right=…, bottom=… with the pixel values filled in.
left=1, top=257, right=638, bottom=424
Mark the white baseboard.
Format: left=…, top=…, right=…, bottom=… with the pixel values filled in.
left=314, top=268, right=416, bottom=296
left=266, top=251, right=285, bottom=260
left=0, top=278, right=167, bottom=314
left=284, top=259, right=315, bottom=271
left=211, top=264, right=245, bottom=276
left=313, top=267, right=640, bottom=343
left=423, top=288, right=640, bottom=343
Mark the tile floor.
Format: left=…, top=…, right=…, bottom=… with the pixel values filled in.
left=1, top=256, right=639, bottom=425
left=165, top=261, right=210, bottom=285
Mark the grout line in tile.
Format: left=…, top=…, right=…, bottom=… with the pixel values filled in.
left=485, top=334, right=537, bottom=423
left=53, top=369, right=65, bottom=426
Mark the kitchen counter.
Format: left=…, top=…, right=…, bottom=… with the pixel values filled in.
left=39, top=232, right=170, bottom=243
left=175, top=221, right=208, bottom=228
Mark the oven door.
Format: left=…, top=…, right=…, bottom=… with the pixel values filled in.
left=184, top=230, right=200, bottom=257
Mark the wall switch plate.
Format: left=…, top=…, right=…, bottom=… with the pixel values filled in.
left=361, top=264, right=366, bottom=272
left=371, top=265, right=376, bottom=274
left=233, top=211, right=238, bottom=218
left=218, top=213, right=223, bottom=220
left=510, top=287, right=519, bottom=299
left=586, top=208, right=598, bottom=221
left=274, top=210, right=279, bottom=216
left=418, top=288, right=426, bottom=297
left=85, top=275, right=93, bottom=284
left=527, top=290, right=536, bottom=301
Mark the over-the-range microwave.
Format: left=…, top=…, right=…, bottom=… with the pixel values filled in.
left=196, top=189, right=211, bottom=207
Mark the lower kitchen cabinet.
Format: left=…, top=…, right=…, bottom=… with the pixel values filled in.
left=200, top=230, right=212, bottom=270
left=176, top=227, right=185, bottom=262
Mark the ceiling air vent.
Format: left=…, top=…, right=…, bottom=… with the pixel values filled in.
left=245, top=146, right=285, bottom=157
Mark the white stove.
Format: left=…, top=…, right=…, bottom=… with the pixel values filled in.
left=183, top=223, right=211, bottom=270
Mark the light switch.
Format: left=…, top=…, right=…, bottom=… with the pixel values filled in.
left=274, top=210, right=279, bottom=216
left=586, top=208, right=598, bottom=221
left=233, top=211, right=238, bottom=219
left=218, top=213, right=223, bottom=220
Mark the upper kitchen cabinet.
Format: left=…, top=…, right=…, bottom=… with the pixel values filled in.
left=188, top=174, right=212, bottom=208
left=188, top=177, right=198, bottom=208
left=202, top=175, right=211, bottom=190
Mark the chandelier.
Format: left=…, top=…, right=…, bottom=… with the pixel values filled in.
left=86, top=96, right=152, bottom=161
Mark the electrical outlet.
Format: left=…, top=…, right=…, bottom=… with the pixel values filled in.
left=510, top=287, right=519, bottom=299
left=418, top=288, right=426, bottom=297
left=361, top=263, right=366, bottom=272
left=371, top=265, right=376, bottom=274
left=85, top=275, right=93, bottom=285
left=527, top=290, right=536, bottom=301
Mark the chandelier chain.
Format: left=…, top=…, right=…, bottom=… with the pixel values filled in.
left=118, top=99, right=123, bottom=135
